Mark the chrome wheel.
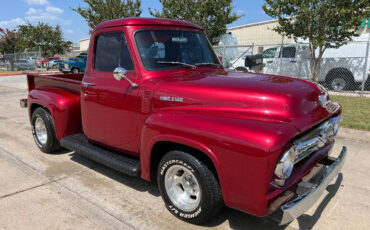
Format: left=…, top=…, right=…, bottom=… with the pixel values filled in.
left=331, top=78, right=346, bottom=91
left=164, top=165, right=201, bottom=212
left=35, top=117, right=47, bottom=145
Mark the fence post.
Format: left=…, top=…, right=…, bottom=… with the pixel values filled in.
left=222, top=45, right=226, bottom=67
left=279, top=37, right=284, bottom=75
left=39, top=47, right=43, bottom=72
left=360, top=35, right=370, bottom=96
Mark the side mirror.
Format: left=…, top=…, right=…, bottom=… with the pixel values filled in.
left=113, top=67, right=127, bottom=81
left=113, top=67, right=138, bottom=88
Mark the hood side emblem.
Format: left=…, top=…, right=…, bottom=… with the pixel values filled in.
left=160, top=96, right=184, bottom=102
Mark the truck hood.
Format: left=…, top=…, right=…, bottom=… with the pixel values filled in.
left=152, top=70, right=340, bottom=132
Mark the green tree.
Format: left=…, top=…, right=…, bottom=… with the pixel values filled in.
left=72, top=0, right=142, bottom=32
left=263, top=0, right=370, bottom=82
left=0, top=28, right=20, bottom=54
left=149, top=0, right=242, bottom=42
left=18, top=22, right=72, bottom=62
left=0, top=28, right=26, bottom=70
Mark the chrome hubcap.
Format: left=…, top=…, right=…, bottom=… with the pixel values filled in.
left=331, top=78, right=346, bottom=91
left=35, top=117, right=47, bottom=145
left=164, top=165, right=201, bottom=212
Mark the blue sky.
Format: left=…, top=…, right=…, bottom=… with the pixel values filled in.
left=0, top=0, right=273, bottom=44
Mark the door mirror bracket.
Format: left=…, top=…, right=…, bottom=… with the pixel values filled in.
left=113, top=67, right=138, bottom=88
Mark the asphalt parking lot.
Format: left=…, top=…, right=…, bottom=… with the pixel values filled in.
left=0, top=75, right=369, bottom=230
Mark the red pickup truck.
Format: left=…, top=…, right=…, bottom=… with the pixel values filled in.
left=20, top=18, right=346, bottom=225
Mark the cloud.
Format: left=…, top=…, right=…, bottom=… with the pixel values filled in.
left=26, top=8, right=43, bottom=15
left=46, top=6, right=63, bottom=14
left=235, top=9, right=246, bottom=15
left=25, top=0, right=49, bottom=5
left=64, top=29, right=74, bottom=34
left=25, top=6, right=70, bottom=25
left=0, top=18, right=26, bottom=29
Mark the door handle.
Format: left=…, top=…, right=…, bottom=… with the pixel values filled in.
left=267, top=61, right=273, bottom=63
left=290, top=60, right=297, bottom=63
left=82, top=82, right=96, bottom=88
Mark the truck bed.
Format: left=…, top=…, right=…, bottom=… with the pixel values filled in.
left=27, top=73, right=83, bottom=93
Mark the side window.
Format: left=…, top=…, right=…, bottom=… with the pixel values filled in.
left=262, top=48, right=277, bottom=58
left=94, top=32, right=134, bottom=71
left=280, top=47, right=296, bottom=58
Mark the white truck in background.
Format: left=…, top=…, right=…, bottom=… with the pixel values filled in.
left=231, top=34, right=370, bottom=91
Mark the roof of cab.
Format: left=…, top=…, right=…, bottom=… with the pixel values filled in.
left=94, top=17, right=203, bottom=31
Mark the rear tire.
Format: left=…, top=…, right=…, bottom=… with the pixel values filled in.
left=157, top=150, right=223, bottom=224
left=31, top=107, right=60, bottom=153
left=71, top=68, right=79, bottom=74
left=326, top=69, right=354, bottom=91
left=329, top=76, right=348, bottom=91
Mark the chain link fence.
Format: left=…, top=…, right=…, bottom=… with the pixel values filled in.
left=1, top=50, right=41, bottom=72
left=213, top=38, right=370, bottom=97
left=0, top=49, right=83, bottom=73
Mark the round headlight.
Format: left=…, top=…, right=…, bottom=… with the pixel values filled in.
left=274, top=147, right=295, bottom=179
left=276, top=161, right=294, bottom=179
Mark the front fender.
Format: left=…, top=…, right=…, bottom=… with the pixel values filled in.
left=140, top=110, right=300, bottom=216
left=28, top=88, right=81, bottom=140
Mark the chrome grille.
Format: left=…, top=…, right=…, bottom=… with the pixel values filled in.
left=293, top=115, right=341, bottom=163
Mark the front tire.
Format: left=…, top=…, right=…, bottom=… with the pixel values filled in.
left=71, top=68, right=79, bottom=74
left=157, top=150, right=223, bottom=224
left=31, top=107, right=60, bottom=153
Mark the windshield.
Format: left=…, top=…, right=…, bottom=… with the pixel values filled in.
left=134, top=30, right=219, bottom=71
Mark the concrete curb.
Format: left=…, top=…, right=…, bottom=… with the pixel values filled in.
left=0, top=73, right=25, bottom=77
left=0, top=71, right=59, bottom=77
left=337, top=127, right=370, bottom=142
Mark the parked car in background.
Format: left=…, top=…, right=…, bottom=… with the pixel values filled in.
left=14, top=59, right=35, bottom=70
left=261, top=34, right=370, bottom=91
left=230, top=54, right=263, bottom=72
left=59, top=55, right=87, bottom=73
left=35, top=58, right=45, bottom=68
left=229, top=34, right=369, bottom=91
left=48, top=59, right=62, bottom=69
left=36, top=56, right=61, bottom=68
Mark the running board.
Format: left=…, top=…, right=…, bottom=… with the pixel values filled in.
left=60, top=133, right=140, bottom=176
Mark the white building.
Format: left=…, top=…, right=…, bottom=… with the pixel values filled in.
left=228, top=18, right=370, bottom=46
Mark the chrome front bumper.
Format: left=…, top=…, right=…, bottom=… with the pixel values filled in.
left=280, top=146, right=346, bottom=225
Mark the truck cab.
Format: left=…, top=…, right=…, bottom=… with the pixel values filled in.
left=21, top=18, right=346, bottom=226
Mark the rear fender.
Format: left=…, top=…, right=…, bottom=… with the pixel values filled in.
left=28, top=88, right=81, bottom=140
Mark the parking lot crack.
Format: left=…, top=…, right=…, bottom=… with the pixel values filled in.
left=54, top=179, right=138, bottom=230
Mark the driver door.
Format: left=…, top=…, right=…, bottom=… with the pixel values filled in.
left=81, top=29, right=139, bottom=154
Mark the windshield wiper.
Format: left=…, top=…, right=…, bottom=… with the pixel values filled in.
left=157, top=61, right=197, bottom=70
left=195, top=62, right=222, bottom=67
